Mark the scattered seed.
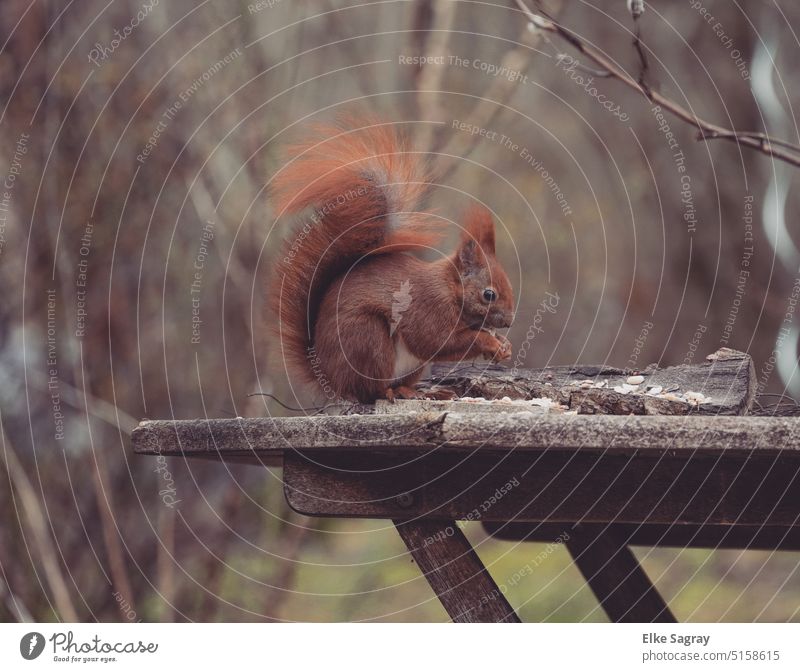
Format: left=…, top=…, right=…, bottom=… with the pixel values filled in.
left=684, top=391, right=707, bottom=405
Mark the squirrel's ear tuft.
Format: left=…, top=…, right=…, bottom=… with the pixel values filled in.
left=457, top=238, right=482, bottom=274
left=462, top=204, right=496, bottom=255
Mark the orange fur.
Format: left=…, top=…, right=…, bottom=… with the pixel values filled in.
left=267, top=115, right=515, bottom=402
left=463, top=203, right=496, bottom=254
left=268, top=117, right=444, bottom=388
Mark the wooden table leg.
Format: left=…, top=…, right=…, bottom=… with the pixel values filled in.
left=393, top=519, right=520, bottom=623
left=566, top=525, right=676, bottom=623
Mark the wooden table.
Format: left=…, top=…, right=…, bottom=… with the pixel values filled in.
left=131, top=351, right=800, bottom=622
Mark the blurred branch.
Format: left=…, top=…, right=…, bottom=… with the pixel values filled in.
left=320, top=0, right=374, bottom=97
left=31, top=374, right=138, bottom=435
left=0, top=415, right=79, bottom=621
left=157, top=507, right=176, bottom=622
left=698, top=129, right=800, bottom=152
left=410, top=0, right=434, bottom=60
left=0, top=570, right=33, bottom=622
left=28, top=358, right=137, bottom=620
left=64, top=348, right=137, bottom=620
left=197, top=485, right=242, bottom=621
left=92, top=450, right=136, bottom=621
left=415, top=0, right=457, bottom=153
left=263, top=517, right=319, bottom=621
left=435, top=23, right=548, bottom=182
left=514, top=0, right=800, bottom=168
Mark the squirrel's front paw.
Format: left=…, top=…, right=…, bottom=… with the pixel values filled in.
left=482, top=333, right=512, bottom=362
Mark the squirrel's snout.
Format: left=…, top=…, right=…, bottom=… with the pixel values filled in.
left=492, top=312, right=514, bottom=329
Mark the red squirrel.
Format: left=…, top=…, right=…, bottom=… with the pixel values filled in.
left=269, top=117, right=515, bottom=403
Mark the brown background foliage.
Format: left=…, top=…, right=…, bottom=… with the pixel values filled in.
left=1, top=0, right=799, bottom=622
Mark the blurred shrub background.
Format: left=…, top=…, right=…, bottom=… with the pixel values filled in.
left=1, top=0, right=799, bottom=622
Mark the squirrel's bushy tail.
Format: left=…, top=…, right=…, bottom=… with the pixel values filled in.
left=268, top=117, right=443, bottom=387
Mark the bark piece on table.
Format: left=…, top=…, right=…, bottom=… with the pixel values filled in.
left=420, top=348, right=756, bottom=416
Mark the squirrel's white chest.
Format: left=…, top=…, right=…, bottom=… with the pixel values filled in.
left=392, top=338, right=423, bottom=382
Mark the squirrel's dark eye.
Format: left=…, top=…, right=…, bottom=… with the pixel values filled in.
left=483, top=288, right=497, bottom=302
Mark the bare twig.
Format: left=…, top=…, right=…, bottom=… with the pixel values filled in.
left=697, top=129, right=800, bottom=152
left=514, top=0, right=800, bottom=168
left=555, top=53, right=611, bottom=77
left=0, top=416, right=79, bottom=621
left=631, top=10, right=651, bottom=98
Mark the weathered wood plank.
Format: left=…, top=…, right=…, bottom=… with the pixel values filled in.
left=566, top=527, right=676, bottom=623
left=132, top=415, right=800, bottom=461
left=393, top=519, right=520, bottom=623
left=421, top=348, right=756, bottom=416
left=131, top=413, right=446, bottom=459
left=483, top=522, right=800, bottom=551
left=283, top=450, right=800, bottom=526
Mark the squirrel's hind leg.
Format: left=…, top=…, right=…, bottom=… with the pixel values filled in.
left=314, top=309, right=396, bottom=403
